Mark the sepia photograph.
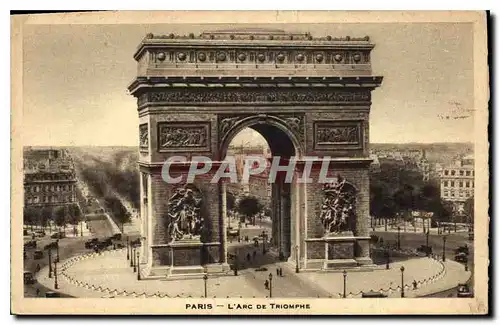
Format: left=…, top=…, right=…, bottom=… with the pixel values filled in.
left=10, top=10, right=489, bottom=315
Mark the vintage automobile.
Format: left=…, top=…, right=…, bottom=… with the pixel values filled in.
left=45, top=291, right=61, bottom=298
left=51, top=232, right=66, bottom=239
left=361, top=292, right=388, bottom=298
left=24, top=240, right=37, bottom=249
left=111, top=233, right=122, bottom=241
left=457, top=283, right=473, bottom=298
left=85, top=238, right=99, bottom=249
left=454, top=252, right=468, bottom=263
left=34, top=230, right=46, bottom=237
left=33, top=250, right=44, bottom=260
left=455, top=245, right=469, bottom=255
left=24, top=271, right=35, bottom=285
left=417, top=245, right=433, bottom=255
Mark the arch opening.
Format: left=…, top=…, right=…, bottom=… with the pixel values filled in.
left=221, top=121, right=298, bottom=269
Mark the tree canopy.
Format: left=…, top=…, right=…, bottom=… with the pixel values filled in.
left=237, top=196, right=263, bottom=225
left=370, top=160, right=453, bottom=222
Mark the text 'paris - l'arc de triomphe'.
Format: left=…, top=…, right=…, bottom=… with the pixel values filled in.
left=127, top=29, right=383, bottom=278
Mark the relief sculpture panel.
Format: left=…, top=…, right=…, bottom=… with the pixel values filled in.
left=313, top=121, right=363, bottom=151
left=158, top=122, right=211, bottom=152
left=139, top=123, right=149, bottom=151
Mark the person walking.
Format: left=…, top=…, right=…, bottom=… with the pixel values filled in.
left=279, top=268, right=283, bottom=277
left=276, top=268, right=279, bottom=276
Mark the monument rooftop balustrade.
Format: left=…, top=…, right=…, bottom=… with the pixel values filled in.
left=130, top=30, right=378, bottom=85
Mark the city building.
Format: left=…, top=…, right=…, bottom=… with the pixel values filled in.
left=440, top=154, right=475, bottom=215
left=226, top=143, right=271, bottom=206
left=416, top=150, right=431, bottom=182
left=369, top=154, right=381, bottom=173
left=23, top=147, right=77, bottom=208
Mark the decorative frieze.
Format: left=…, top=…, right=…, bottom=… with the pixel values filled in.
left=314, top=121, right=363, bottom=150
left=157, top=122, right=211, bottom=152
left=139, top=124, right=148, bottom=150
left=149, top=49, right=370, bottom=65
left=140, top=88, right=371, bottom=106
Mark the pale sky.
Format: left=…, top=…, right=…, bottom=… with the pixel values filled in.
left=22, top=23, right=474, bottom=146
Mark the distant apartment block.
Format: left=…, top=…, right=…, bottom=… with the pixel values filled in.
left=440, top=154, right=475, bottom=214
left=23, top=147, right=77, bottom=208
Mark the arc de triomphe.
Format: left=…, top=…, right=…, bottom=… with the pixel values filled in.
left=128, top=29, right=383, bottom=277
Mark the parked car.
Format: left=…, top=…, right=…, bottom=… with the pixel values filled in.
left=51, top=232, right=65, bottom=239
left=455, top=245, right=469, bottom=255
left=362, top=292, right=388, bottom=298
left=34, top=230, right=46, bottom=237
left=33, top=250, right=44, bottom=260
left=85, top=238, right=99, bottom=249
left=457, top=283, right=473, bottom=298
left=111, top=233, right=122, bottom=241
left=417, top=245, right=433, bottom=255
left=24, top=240, right=37, bottom=249
left=45, top=291, right=61, bottom=298
left=24, top=271, right=35, bottom=285
left=44, top=241, right=58, bottom=251
left=455, top=252, right=468, bottom=263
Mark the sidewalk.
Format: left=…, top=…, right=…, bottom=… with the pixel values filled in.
left=36, top=248, right=470, bottom=299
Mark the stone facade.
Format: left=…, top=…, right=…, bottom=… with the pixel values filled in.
left=23, top=148, right=77, bottom=208
left=128, top=29, right=383, bottom=276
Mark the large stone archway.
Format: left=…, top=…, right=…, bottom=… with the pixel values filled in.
left=128, top=29, right=383, bottom=277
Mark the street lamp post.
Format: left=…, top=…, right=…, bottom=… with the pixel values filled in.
left=397, top=226, right=401, bottom=250
left=137, top=251, right=141, bottom=280
left=126, top=237, right=130, bottom=261
left=262, top=231, right=266, bottom=255
left=54, top=260, right=59, bottom=290
left=426, top=230, right=430, bottom=248
left=203, top=273, right=208, bottom=298
left=48, top=249, right=53, bottom=278
left=295, top=245, right=299, bottom=273
left=400, top=266, right=405, bottom=298
left=56, top=240, right=60, bottom=263
left=342, top=270, right=347, bottom=298
left=268, top=273, right=273, bottom=298
left=80, top=221, right=83, bottom=237
left=133, top=246, right=137, bottom=272
left=442, top=236, right=447, bottom=262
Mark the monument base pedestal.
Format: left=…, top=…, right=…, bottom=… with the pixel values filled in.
left=305, top=232, right=374, bottom=271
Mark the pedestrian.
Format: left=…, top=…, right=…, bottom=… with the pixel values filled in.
left=35, top=264, right=40, bottom=273
left=276, top=268, right=279, bottom=276
left=264, top=280, right=269, bottom=290
left=36, top=288, right=40, bottom=296
left=279, top=268, right=283, bottom=277
left=246, top=253, right=251, bottom=262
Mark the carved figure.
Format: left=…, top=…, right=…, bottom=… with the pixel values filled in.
left=167, top=186, right=203, bottom=242
left=159, top=126, right=207, bottom=148
left=139, top=125, right=148, bottom=147
left=317, top=126, right=359, bottom=144
left=319, top=175, right=357, bottom=234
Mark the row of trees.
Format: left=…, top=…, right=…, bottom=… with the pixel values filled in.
left=227, top=193, right=271, bottom=226
left=103, top=196, right=132, bottom=230
left=370, top=162, right=454, bottom=224
left=23, top=203, right=82, bottom=232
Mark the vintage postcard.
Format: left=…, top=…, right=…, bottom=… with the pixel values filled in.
left=11, top=11, right=489, bottom=315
